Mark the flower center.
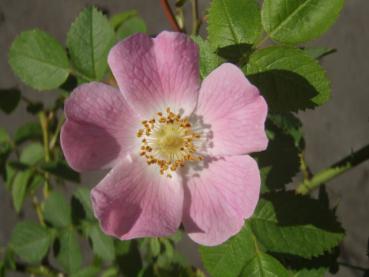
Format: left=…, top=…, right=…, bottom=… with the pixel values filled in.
left=136, top=108, right=203, bottom=178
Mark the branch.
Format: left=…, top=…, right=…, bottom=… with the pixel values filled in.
left=296, top=143, right=369, bottom=194
left=160, top=0, right=181, bottom=32
left=190, top=0, right=201, bottom=35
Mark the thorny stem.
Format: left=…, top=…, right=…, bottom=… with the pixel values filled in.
left=31, top=195, right=46, bottom=226
left=49, top=114, right=65, bottom=151
left=338, top=261, right=368, bottom=272
left=13, top=262, right=60, bottom=277
left=160, top=0, right=182, bottom=32
left=175, top=4, right=185, bottom=31
left=20, top=95, right=34, bottom=105
left=296, top=144, right=369, bottom=195
left=299, top=152, right=313, bottom=181
left=38, top=111, right=50, bottom=198
left=190, top=0, right=201, bottom=35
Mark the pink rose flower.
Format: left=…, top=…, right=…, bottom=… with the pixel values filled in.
left=61, top=31, right=268, bottom=246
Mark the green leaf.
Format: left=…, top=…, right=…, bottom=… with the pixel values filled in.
left=20, top=143, right=44, bottom=165
left=116, top=16, right=147, bottom=40
left=28, top=173, right=44, bottom=193
left=44, top=191, right=71, bottom=227
left=0, top=250, right=16, bottom=277
left=292, top=268, right=326, bottom=277
left=304, top=47, right=336, bottom=60
left=70, top=266, right=100, bottom=277
left=200, top=225, right=256, bottom=277
left=110, top=10, right=138, bottom=30
left=40, top=160, right=80, bottom=182
left=257, top=119, right=300, bottom=191
left=56, top=229, right=82, bottom=274
left=245, top=46, right=330, bottom=112
left=11, top=170, right=32, bottom=213
left=261, top=0, right=344, bottom=44
left=14, top=122, right=42, bottom=145
left=67, top=6, right=115, bottom=80
left=9, top=29, right=69, bottom=90
left=0, top=88, right=21, bottom=114
left=26, top=102, right=44, bottom=115
left=208, top=0, right=262, bottom=48
left=200, top=193, right=344, bottom=276
left=0, top=128, right=10, bottom=144
left=9, top=221, right=51, bottom=264
left=0, top=129, right=12, bottom=177
left=241, top=252, right=289, bottom=276
left=4, top=163, right=16, bottom=190
left=73, top=187, right=94, bottom=220
left=87, top=224, right=115, bottom=262
left=191, top=36, right=223, bottom=79
left=115, top=240, right=142, bottom=277
left=150, top=238, right=161, bottom=257
left=250, top=193, right=345, bottom=258
left=268, top=113, right=303, bottom=147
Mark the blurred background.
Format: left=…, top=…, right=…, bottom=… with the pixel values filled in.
left=0, top=0, right=368, bottom=276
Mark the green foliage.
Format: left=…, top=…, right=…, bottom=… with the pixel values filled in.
left=40, top=160, right=80, bottom=182
left=73, top=187, right=94, bottom=220
left=0, top=129, right=12, bottom=177
left=44, top=191, right=72, bottom=228
left=200, top=225, right=257, bottom=277
left=0, top=88, right=21, bottom=114
left=55, top=229, right=83, bottom=274
left=246, top=46, right=331, bottom=112
left=67, top=6, right=115, bottom=80
left=208, top=0, right=262, bottom=48
left=304, top=47, right=337, bottom=60
left=110, top=10, right=138, bottom=29
left=19, top=143, right=44, bottom=165
left=257, top=115, right=301, bottom=191
left=250, top=193, right=344, bottom=258
left=86, top=224, right=115, bottom=262
left=9, top=29, right=69, bottom=90
left=191, top=36, right=223, bottom=79
left=14, top=122, right=42, bottom=145
left=11, top=169, right=32, bottom=213
left=9, top=221, right=52, bottom=264
left=1, top=1, right=351, bottom=276
left=201, top=192, right=343, bottom=276
left=261, top=0, right=345, bottom=45
left=241, top=252, right=289, bottom=276
left=70, top=266, right=100, bottom=277
left=110, top=10, right=147, bottom=41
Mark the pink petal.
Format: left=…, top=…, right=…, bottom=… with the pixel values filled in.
left=91, top=157, right=184, bottom=239
left=182, top=155, right=260, bottom=246
left=61, top=82, right=140, bottom=172
left=108, top=31, right=199, bottom=117
left=195, top=63, right=268, bottom=156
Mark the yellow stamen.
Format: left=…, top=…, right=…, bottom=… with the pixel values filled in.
left=136, top=108, right=202, bottom=177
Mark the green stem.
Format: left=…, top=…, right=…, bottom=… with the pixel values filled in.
left=338, top=261, right=368, bottom=272
left=31, top=195, right=46, bottom=226
left=296, top=144, right=369, bottom=195
left=190, top=0, right=201, bottom=35
left=299, top=152, right=313, bottom=181
left=20, top=95, right=34, bottom=105
left=49, top=114, right=65, bottom=151
left=38, top=111, right=51, bottom=198
left=13, top=262, right=59, bottom=277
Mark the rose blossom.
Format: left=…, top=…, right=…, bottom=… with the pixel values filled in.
left=61, top=31, right=268, bottom=246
